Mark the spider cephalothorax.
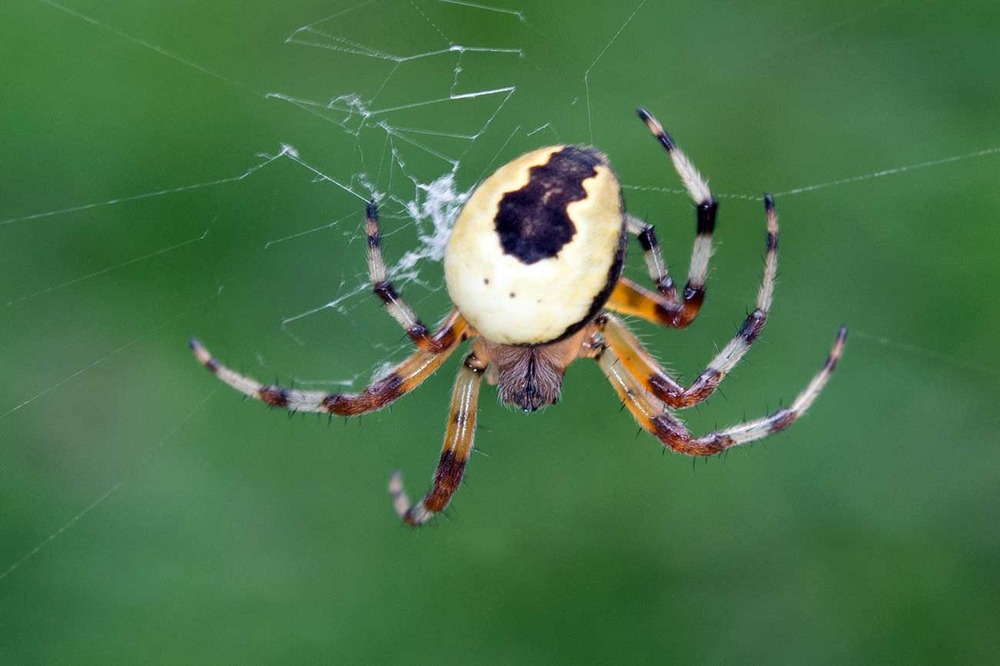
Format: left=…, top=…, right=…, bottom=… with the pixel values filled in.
left=191, top=107, right=846, bottom=527
left=481, top=334, right=585, bottom=412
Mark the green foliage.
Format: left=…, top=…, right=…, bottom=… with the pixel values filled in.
left=2, top=0, right=999, bottom=663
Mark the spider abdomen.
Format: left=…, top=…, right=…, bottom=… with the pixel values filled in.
left=444, top=145, right=626, bottom=345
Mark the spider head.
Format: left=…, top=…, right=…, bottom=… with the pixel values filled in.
left=487, top=335, right=583, bottom=412
left=495, top=347, right=563, bottom=412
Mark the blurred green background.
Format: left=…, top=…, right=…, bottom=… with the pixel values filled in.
left=2, top=0, right=999, bottom=663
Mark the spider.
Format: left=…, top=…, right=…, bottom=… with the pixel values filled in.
left=191, top=107, right=846, bottom=526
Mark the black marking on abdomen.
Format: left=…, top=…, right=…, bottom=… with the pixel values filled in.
left=494, top=146, right=605, bottom=265
left=554, top=216, right=628, bottom=342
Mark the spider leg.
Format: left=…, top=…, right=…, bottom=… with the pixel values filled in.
left=619, top=107, right=719, bottom=328
left=190, top=310, right=469, bottom=416
left=389, top=349, right=488, bottom=526
left=592, top=322, right=847, bottom=455
left=366, top=200, right=454, bottom=352
left=602, top=196, right=780, bottom=407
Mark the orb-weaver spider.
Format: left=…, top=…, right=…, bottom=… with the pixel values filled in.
left=191, top=107, right=846, bottom=526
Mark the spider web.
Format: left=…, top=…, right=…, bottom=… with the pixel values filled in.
left=2, top=1, right=1000, bottom=656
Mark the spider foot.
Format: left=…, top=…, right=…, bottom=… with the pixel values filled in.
left=388, top=470, right=431, bottom=527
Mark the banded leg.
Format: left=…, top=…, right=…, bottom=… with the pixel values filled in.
left=366, top=200, right=448, bottom=352
left=190, top=310, right=469, bottom=416
left=622, top=107, right=719, bottom=328
left=603, top=196, right=780, bottom=408
left=594, top=323, right=847, bottom=455
left=389, top=349, right=488, bottom=526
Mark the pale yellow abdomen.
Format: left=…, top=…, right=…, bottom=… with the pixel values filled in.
left=444, top=145, right=625, bottom=345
